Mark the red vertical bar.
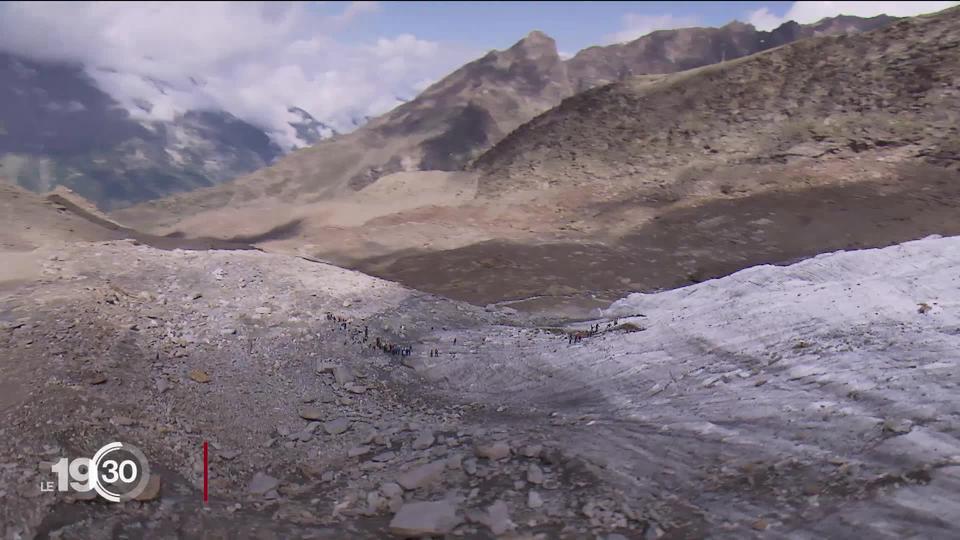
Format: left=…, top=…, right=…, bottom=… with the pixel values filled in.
left=202, top=441, right=208, bottom=503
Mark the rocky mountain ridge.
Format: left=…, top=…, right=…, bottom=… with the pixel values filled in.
left=113, top=13, right=898, bottom=222
left=0, top=52, right=334, bottom=209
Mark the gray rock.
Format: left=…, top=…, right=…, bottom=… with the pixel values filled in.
left=521, top=444, right=543, bottom=458
left=247, top=472, right=279, bottom=495
left=412, top=431, right=435, bottom=450
left=527, top=464, right=544, bottom=484
left=882, top=418, right=914, bottom=434
left=315, top=361, right=337, bottom=373
left=324, top=418, right=352, bottom=435
left=483, top=500, right=516, bottom=535
left=528, top=490, right=544, bottom=508
left=334, top=366, right=356, bottom=385
left=380, top=482, right=403, bottom=499
left=644, top=524, right=665, bottom=539
left=445, top=453, right=463, bottom=470
left=372, top=451, right=397, bottom=463
left=299, top=407, right=324, bottom=421
left=313, top=387, right=336, bottom=403
left=348, top=445, right=372, bottom=458
left=388, top=501, right=461, bottom=537
left=475, top=441, right=511, bottom=460
left=366, top=491, right=385, bottom=513
left=133, top=476, right=162, bottom=501
left=463, top=458, right=478, bottom=476
left=345, top=383, right=367, bottom=394
left=397, top=461, right=446, bottom=491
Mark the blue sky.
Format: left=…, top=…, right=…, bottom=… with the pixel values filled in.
left=316, top=1, right=796, bottom=52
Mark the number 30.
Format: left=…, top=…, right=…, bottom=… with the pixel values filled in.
left=101, top=459, right=139, bottom=483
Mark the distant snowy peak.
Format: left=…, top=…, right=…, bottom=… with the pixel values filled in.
left=351, top=114, right=373, bottom=128
left=287, top=106, right=337, bottom=146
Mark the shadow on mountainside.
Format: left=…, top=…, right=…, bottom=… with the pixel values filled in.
left=351, top=167, right=960, bottom=316
left=45, top=192, right=259, bottom=252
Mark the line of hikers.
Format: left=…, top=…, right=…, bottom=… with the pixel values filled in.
left=567, top=319, right=621, bottom=345
left=374, top=336, right=412, bottom=357
left=326, top=311, right=452, bottom=360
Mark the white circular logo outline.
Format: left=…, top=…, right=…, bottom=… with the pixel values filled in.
left=90, top=441, right=151, bottom=502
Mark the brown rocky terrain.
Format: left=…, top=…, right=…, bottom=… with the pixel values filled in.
left=109, top=7, right=960, bottom=318
left=5, top=200, right=960, bottom=538
left=113, top=13, right=897, bottom=234
left=5, top=9, right=960, bottom=537
left=473, top=10, right=958, bottom=196
left=564, top=14, right=895, bottom=91
left=0, top=181, right=259, bottom=287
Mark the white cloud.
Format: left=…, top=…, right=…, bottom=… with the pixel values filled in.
left=607, top=14, right=701, bottom=44
left=0, top=1, right=476, bottom=149
left=747, top=1, right=959, bottom=31
left=330, top=0, right=380, bottom=25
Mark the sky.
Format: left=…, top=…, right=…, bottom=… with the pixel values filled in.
left=0, top=1, right=955, bottom=149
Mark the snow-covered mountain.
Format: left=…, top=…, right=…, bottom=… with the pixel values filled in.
left=0, top=52, right=337, bottom=210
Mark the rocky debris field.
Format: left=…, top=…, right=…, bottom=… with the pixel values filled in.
left=0, top=241, right=653, bottom=539
left=3, top=236, right=960, bottom=539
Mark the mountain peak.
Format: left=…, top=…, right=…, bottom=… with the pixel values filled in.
left=524, top=30, right=553, bottom=42
left=508, top=29, right=559, bottom=57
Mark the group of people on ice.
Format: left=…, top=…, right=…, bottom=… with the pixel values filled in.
left=567, top=319, right=620, bottom=345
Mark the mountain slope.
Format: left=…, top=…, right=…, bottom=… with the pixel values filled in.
left=104, top=10, right=960, bottom=317
left=350, top=6, right=960, bottom=314
left=114, top=15, right=896, bottom=230
left=473, top=8, right=958, bottom=199
left=0, top=52, right=335, bottom=210
left=565, top=15, right=896, bottom=91
left=111, top=30, right=573, bottom=227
